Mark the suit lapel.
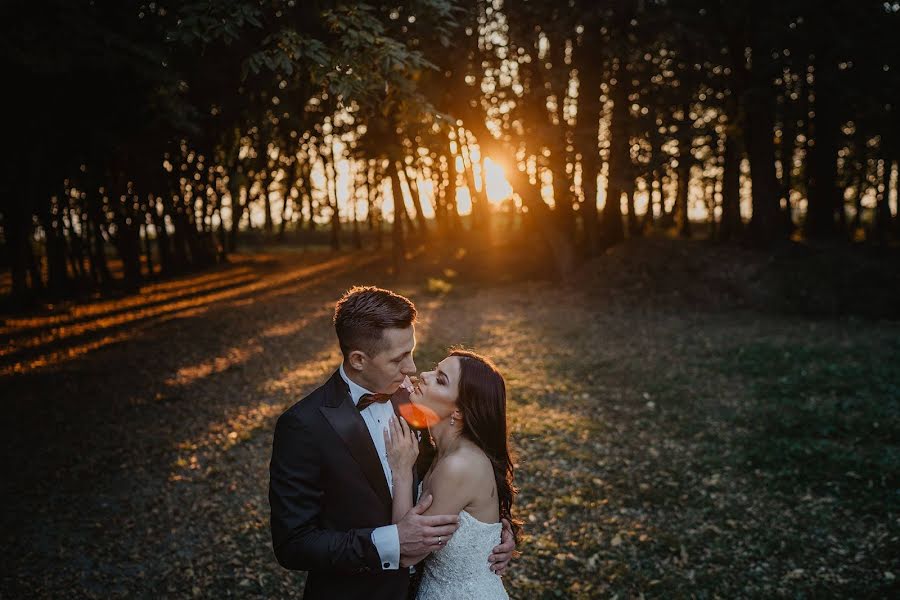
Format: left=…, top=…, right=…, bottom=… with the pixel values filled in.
left=320, top=371, right=392, bottom=508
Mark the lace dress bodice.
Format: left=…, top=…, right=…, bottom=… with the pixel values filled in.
left=416, top=510, right=509, bottom=600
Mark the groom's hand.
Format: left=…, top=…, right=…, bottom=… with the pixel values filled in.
left=397, top=493, right=458, bottom=567
left=488, top=518, right=515, bottom=575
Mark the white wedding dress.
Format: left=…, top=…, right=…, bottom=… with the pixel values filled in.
left=416, top=510, right=509, bottom=599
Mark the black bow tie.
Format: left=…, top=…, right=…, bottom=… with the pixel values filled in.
left=357, top=393, right=392, bottom=412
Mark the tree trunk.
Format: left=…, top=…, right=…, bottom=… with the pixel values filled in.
left=675, top=160, right=692, bottom=238
left=112, top=198, right=142, bottom=293
left=261, top=167, right=274, bottom=235
left=778, top=95, right=796, bottom=235
left=403, top=163, right=429, bottom=234
left=578, top=111, right=601, bottom=257
left=141, top=220, right=155, bottom=278
left=743, top=71, right=782, bottom=243
left=3, top=195, right=34, bottom=304
left=323, top=153, right=341, bottom=251
left=875, top=155, right=893, bottom=242
left=366, top=162, right=376, bottom=232
left=35, top=196, right=69, bottom=297
left=457, top=129, right=489, bottom=233
left=600, top=72, right=628, bottom=248
left=805, top=57, right=841, bottom=240
left=720, top=133, right=743, bottom=241
left=549, top=130, right=575, bottom=239
left=351, top=163, right=362, bottom=250
left=227, top=170, right=244, bottom=252
left=641, top=172, right=659, bottom=231
left=149, top=195, right=173, bottom=276
left=850, top=166, right=865, bottom=232
left=86, top=193, right=112, bottom=287
left=390, top=163, right=406, bottom=270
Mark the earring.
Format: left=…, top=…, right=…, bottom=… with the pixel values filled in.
left=450, top=416, right=455, bottom=426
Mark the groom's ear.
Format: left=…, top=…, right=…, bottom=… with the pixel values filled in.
left=348, top=349, right=368, bottom=371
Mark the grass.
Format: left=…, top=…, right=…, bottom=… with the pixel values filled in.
left=1, top=238, right=898, bottom=598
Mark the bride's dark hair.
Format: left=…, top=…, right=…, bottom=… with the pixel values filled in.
left=450, top=349, right=522, bottom=544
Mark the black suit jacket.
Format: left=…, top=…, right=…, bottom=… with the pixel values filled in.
left=269, top=370, right=433, bottom=599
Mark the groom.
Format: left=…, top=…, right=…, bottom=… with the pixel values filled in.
left=269, top=286, right=515, bottom=598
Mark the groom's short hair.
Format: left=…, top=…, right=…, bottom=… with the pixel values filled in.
left=333, top=286, right=417, bottom=357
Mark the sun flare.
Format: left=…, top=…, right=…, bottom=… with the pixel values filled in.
left=483, top=157, right=513, bottom=203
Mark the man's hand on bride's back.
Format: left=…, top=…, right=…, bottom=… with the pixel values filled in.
left=397, top=493, right=458, bottom=567
left=488, top=519, right=516, bottom=575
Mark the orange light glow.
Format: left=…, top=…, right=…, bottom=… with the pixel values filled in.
left=397, top=402, right=441, bottom=430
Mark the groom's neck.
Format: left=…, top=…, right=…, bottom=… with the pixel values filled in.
left=342, top=361, right=374, bottom=393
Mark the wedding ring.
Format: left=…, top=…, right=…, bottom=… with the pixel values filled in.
left=437, top=536, right=443, bottom=545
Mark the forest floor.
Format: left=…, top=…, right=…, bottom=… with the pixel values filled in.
left=1, top=236, right=898, bottom=599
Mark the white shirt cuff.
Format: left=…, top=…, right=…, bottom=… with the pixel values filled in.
left=371, top=525, right=400, bottom=570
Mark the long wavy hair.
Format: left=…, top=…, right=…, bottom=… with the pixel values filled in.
left=450, top=350, right=522, bottom=544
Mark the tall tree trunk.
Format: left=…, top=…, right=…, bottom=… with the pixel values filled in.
left=227, top=168, right=246, bottom=251
left=366, top=162, right=376, bottom=232
left=261, top=166, right=274, bottom=235
left=705, top=177, right=718, bottom=239
left=141, top=221, right=155, bottom=278
left=850, top=165, right=865, bottom=232
left=549, top=130, right=575, bottom=239
left=149, top=195, right=173, bottom=276
left=805, top=57, right=841, bottom=240
left=390, top=163, right=406, bottom=270
left=351, top=163, right=362, bottom=250
left=875, top=155, right=893, bottom=242
left=720, top=133, right=743, bottom=241
left=434, top=156, right=451, bottom=236
left=169, top=194, right=191, bottom=271
left=112, top=197, right=142, bottom=293
left=390, top=162, right=418, bottom=235
left=403, top=163, right=429, bottom=234
left=35, top=196, right=69, bottom=296
left=626, top=179, right=640, bottom=237
left=3, top=194, right=34, bottom=304
left=778, top=94, right=796, bottom=235
left=743, top=65, right=782, bottom=243
left=641, top=171, right=659, bottom=231
left=63, top=202, right=84, bottom=283
left=323, top=150, right=341, bottom=251
left=675, top=160, right=692, bottom=238
left=86, top=193, right=112, bottom=287
left=600, top=71, right=629, bottom=248
left=457, top=129, right=489, bottom=232
left=278, top=187, right=291, bottom=241
left=577, top=89, right=601, bottom=257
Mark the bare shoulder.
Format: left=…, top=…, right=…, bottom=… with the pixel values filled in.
left=434, top=444, right=493, bottom=483
left=425, top=443, right=497, bottom=518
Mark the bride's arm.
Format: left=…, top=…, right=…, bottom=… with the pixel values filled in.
left=384, top=416, right=418, bottom=524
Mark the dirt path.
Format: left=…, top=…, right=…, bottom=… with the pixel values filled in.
left=2, top=248, right=897, bottom=598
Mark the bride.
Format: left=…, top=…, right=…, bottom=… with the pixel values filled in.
left=385, top=350, right=520, bottom=599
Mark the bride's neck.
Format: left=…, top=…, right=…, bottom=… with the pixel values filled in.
left=430, top=418, right=463, bottom=457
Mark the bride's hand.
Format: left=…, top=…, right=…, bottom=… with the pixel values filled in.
left=385, top=416, right=419, bottom=476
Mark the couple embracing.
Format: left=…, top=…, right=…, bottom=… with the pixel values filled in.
left=269, top=286, right=520, bottom=599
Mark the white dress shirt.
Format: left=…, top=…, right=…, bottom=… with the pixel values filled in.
left=338, top=364, right=400, bottom=570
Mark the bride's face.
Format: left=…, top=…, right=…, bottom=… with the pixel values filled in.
left=409, top=356, right=461, bottom=422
